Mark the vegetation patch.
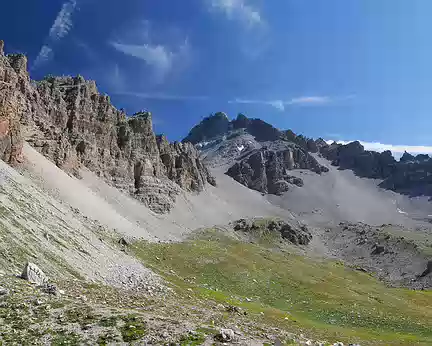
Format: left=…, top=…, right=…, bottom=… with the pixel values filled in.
left=98, top=315, right=118, bottom=327
left=120, top=314, right=147, bottom=342
left=51, top=330, right=82, bottom=345
left=63, top=306, right=99, bottom=327
left=179, top=331, right=206, bottom=346
left=132, top=229, right=432, bottom=345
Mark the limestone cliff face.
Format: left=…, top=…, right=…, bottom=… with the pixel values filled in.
left=0, top=41, right=215, bottom=213
left=0, top=41, right=25, bottom=164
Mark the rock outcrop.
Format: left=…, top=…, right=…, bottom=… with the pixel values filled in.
left=232, top=218, right=312, bottom=245
left=321, top=141, right=397, bottom=179
left=185, top=113, right=329, bottom=195
left=226, top=143, right=328, bottom=195
left=318, top=139, right=432, bottom=197
left=282, top=129, right=318, bottom=153
left=0, top=46, right=25, bottom=165
left=0, top=41, right=215, bottom=213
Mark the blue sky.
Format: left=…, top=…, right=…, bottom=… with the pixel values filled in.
left=2, top=0, right=432, bottom=155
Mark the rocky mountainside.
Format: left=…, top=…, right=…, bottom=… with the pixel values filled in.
left=320, top=140, right=432, bottom=197
left=0, top=41, right=215, bottom=213
left=185, top=112, right=432, bottom=200
left=184, top=113, right=329, bottom=195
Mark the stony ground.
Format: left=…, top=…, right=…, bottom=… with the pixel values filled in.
left=2, top=222, right=430, bottom=345
left=0, top=268, right=335, bottom=345
left=0, top=141, right=431, bottom=345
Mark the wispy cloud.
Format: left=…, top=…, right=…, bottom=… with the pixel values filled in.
left=33, top=0, right=77, bottom=69
left=111, top=42, right=175, bottom=81
left=229, top=95, right=341, bottom=111
left=326, top=139, right=432, bottom=158
left=32, top=46, right=53, bottom=69
left=48, top=0, right=77, bottom=41
left=289, top=96, right=331, bottom=105
left=110, top=22, right=190, bottom=84
left=113, top=91, right=208, bottom=102
left=210, top=0, right=262, bottom=27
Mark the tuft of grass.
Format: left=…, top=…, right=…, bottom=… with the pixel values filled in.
left=98, top=315, right=118, bottom=327
left=120, top=314, right=147, bottom=342
left=97, top=331, right=119, bottom=346
left=131, top=229, right=432, bottom=346
left=179, top=331, right=206, bottom=346
left=51, top=330, right=82, bottom=345
left=63, top=306, right=99, bottom=327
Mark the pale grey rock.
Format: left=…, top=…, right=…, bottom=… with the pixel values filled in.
left=21, top=262, right=49, bottom=285
left=217, top=328, right=236, bottom=342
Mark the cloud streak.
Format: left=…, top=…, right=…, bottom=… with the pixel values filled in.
left=33, top=0, right=77, bottom=69
left=326, top=139, right=432, bottom=158
left=113, top=91, right=208, bottom=102
left=111, top=42, right=177, bottom=81
left=48, top=0, right=77, bottom=41
left=229, top=96, right=339, bottom=111
left=210, top=0, right=262, bottom=27
left=110, top=22, right=190, bottom=84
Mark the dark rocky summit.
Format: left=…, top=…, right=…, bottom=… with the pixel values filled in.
left=184, top=113, right=329, bottom=195
left=184, top=113, right=283, bottom=144
left=185, top=110, right=432, bottom=200
left=0, top=41, right=215, bottom=213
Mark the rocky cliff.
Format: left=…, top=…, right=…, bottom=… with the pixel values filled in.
left=319, top=140, right=432, bottom=197
left=226, top=142, right=328, bottom=195
left=0, top=41, right=215, bottom=213
left=0, top=40, right=24, bottom=165
left=184, top=113, right=329, bottom=195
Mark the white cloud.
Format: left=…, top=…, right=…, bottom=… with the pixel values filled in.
left=326, top=139, right=432, bottom=158
left=111, top=42, right=174, bottom=81
left=210, top=0, right=262, bottom=27
left=110, top=22, right=190, bottom=84
left=113, top=91, right=208, bottom=101
left=32, top=45, right=53, bottom=69
left=229, top=96, right=336, bottom=111
left=33, top=0, right=77, bottom=69
left=287, top=96, right=331, bottom=105
left=48, top=0, right=77, bottom=41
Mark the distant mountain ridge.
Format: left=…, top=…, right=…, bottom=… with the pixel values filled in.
left=184, top=112, right=432, bottom=198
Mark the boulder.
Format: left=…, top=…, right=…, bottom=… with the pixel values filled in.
left=217, top=328, right=236, bottom=342
left=21, top=262, right=49, bottom=285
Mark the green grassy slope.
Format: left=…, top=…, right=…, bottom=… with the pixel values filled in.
left=132, top=229, right=432, bottom=346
